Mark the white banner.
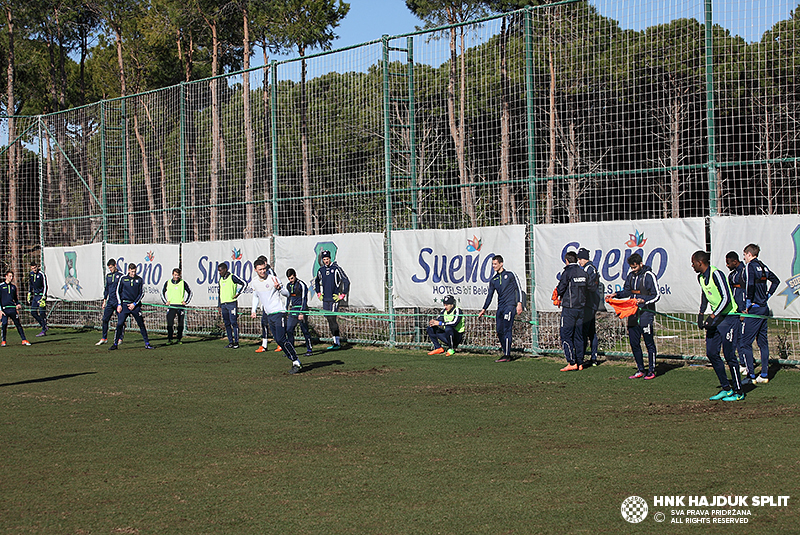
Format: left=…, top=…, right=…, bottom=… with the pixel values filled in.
left=391, top=225, right=527, bottom=310
left=43, top=243, right=104, bottom=301
left=182, top=239, right=271, bottom=307
left=274, top=233, right=385, bottom=310
left=711, top=215, right=800, bottom=318
left=105, top=244, right=181, bottom=304
left=533, top=218, right=706, bottom=314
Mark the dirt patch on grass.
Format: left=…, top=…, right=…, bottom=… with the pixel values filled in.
left=617, top=400, right=800, bottom=418
left=413, top=381, right=561, bottom=396
left=323, top=366, right=403, bottom=377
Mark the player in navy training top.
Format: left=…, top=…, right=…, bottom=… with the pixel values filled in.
left=740, top=243, right=780, bottom=384
left=28, top=262, right=48, bottom=336
left=97, top=259, right=125, bottom=345
left=286, top=268, right=313, bottom=355
left=109, top=263, right=152, bottom=350
left=0, top=271, right=30, bottom=346
left=478, top=255, right=524, bottom=362
left=314, top=250, right=350, bottom=350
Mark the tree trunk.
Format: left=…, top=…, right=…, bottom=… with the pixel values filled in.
left=300, top=53, right=313, bottom=235
left=243, top=9, right=255, bottom=239
left=114, top=25, right=135, bottom=242
left=567, top=121, right=578, bottom=223
left=498, top=16, right=513, bottom=225
left=6, top=7, right=18, bottom=272
left=546, top=48, right=556, bottom=224
left=670, top=97, right=680, bottom=218
left=132, top=99, right=160, bottom=241
left=209, top=22, right=220, bottom=240
left=261, top=46, right=273, bottom=236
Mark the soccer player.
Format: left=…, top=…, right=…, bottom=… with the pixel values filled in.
left=217, top=262, right=247, bottom=349
left=28, top=262, right=48, bottom=336
left=97, top=259, right=124, bottom=345
left=314, top=250, right=350, bottom=350
left=161, top=268, right=192, bottom=345
left=577, top=247, right=603, bottom=366
left=251, top=258, right=302, bottom=374
left=477, top=254, right=524, bottom=362
left=692, top=251, right=744, bottom=401
left=556, top=251, right=587, bottom=371
left=610, top=253, right=660, bottom=379
left=725, top=251, right=747, bottom=376
left=109, top=263, right=152, bottom=350
left=426, top=294, right=464, bottom=356
left=740, top=243, right=780, bottom=384
left=0, top=271, right=31, bottom=346
left=286, top=268, right=313, bottom=356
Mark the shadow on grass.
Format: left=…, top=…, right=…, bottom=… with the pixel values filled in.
left=1, top=371, right=97, bottom=388
left=654, top=361, right=684, bottom=376
left=300, top=360, right=345, bottom=372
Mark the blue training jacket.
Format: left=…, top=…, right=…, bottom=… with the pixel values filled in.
left=482, top=268, right=523, bottom=311
left=116, top=275, right=145, bottom=306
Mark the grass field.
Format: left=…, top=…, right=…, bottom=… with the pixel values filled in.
left=2, top=329, right=799, bottom=534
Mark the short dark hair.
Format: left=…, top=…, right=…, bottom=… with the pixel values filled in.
left=692, top=250, right=710, bottom=265
left=30, top=261, right=38, bottom=266
left=744, top=243, right=760, bottom=257
left=107, top=259, right=116, bottom=267
left=127, top=263, right=137, bottom=271
left=565, top=251, right=578, bottom=263
left=627, top=253, right=643, bottom=265
left=492, top=254, right=504, bottom=264
left=286, top=268, right=297, bottom=277
left=5, top=270, right=13, bottom=276
left=725, top=251, right=739, bottom=261
left=218, top=262, right=229, bottom=271
left=254, top=257, right=267, bottom=268
left=172, top=267, right=182, bottom=275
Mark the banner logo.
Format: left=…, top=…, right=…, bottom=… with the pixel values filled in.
left=61, top=251, right=82, bottom=294
left=312, top=242, right=338, bottom=281
left=231, top=247, right=243, bottom=261
left=778, top=224, right=800, bottom=308
left=145, top=250, right=155, bottom=262
left=466, top=235, right=482, bottom=252
left=621, top=496, right=648, bottom=523
left=626, top=229, right=647, bottom=248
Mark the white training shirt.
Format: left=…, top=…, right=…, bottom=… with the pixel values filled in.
left=251, top=273, right=289, bottom=315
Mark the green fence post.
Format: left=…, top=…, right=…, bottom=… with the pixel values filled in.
left=180, top=82, right=187, bottom=243
left=270, top=60, right=279, bottom=236
left=382, top=34, right=397, bottom=347
left=704, top=0, right=718, bottom=216
left=100, top=101, right=108, bottom=243
left=524, top=7, right=539, bottom=353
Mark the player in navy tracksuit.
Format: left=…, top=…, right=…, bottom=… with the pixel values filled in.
left=97, top=259, right=125, bottom=345
left=611, top=253, right=660, bottom=379
left=28, top=262, right=48, bottom=336
left=478, top=254, right=524, bottom=362
left=286, top=268, right=313, bottom=356
left=109, top=263, right=152, bottom=350
left=725, top=251, right=747, bottom=372
left=577, top=247, right=602, bottom=366
left=314, top=250, right=350, bottom=350
left=0, top=271, right=30, bottom=346
left=740, top=243, right=780, bottom=384
left=556, top=251, right=587, bottom=370
left=693, top=251, right=744, bottom=401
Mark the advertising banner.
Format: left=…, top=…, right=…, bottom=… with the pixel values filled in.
left=533, top=218, right=706, bottom=314
left=182, top=239, right=271, bottom=307
left=391, top=225, right=527, bottom=310
left=274, top=233, right=385, bottom=310
left=106, top=244, right=181, bottom=304
left=43, top=242, right=104, bottom=301
left=711, top=215, right=800, bottom=318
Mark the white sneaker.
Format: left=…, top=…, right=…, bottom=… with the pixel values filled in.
left=739, top=366, right=748, bottom=375
left=95, top=338, right=107, bottom=346
left=754, top=376, right=769, bottom=384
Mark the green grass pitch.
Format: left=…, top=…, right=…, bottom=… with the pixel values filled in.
left=2, top=329, right=799, bottom=534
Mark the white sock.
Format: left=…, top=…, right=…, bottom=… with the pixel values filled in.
left=262, top=339, right=268, bottom=348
